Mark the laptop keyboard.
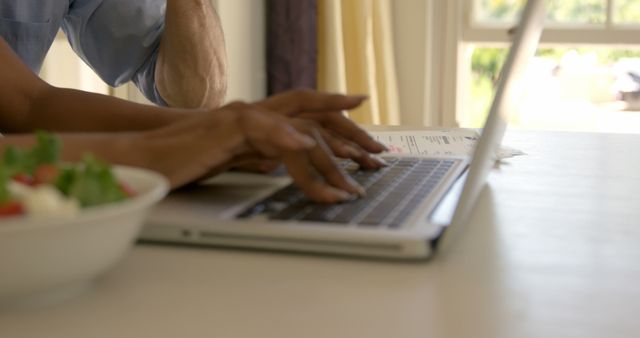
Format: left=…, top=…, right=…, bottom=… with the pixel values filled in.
left=237, top=157, right=461, bottom=229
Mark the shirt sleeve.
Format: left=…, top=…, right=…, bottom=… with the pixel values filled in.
left=61, top=0, right=168, bottom=105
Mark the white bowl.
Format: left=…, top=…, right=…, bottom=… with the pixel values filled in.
left=0, top=165, right=169, bottom=309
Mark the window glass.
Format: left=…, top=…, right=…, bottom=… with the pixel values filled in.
left=614, top=0, right=640, bottom=24
left=462, top=46, right=640, bottom=133
left=474, top=0, right=606, bottom=24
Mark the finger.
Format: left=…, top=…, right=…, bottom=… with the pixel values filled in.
left=282, top=127, right=365, bottom=203
left=304, top=129, right=366, bottom=197
left=257, top=90, right=367, bottom=116
left=308, top=117, right=386, bottom=168
left=283, top=153, right=353, bottom=204
left=289, top=118, right=384, bottom=174
left=231, top=160, right=282, bottom=173
left=308, top=112, right=388, bottom=154
left=237, top=108, right=316, bottom=156
left=316, top=128, right=386, bottom=170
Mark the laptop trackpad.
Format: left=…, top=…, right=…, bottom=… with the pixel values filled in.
left=150, top=172, right=291, bottom=221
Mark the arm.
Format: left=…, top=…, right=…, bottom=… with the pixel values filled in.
left=15, top=87, right=197, bottom=133
left=0, top=37, right=370, bottom=201
left=0, top=38, right=190, bottom=133
left=155, top=0, right=228, bottom=109
left=0, top=32, right=237, bottom=184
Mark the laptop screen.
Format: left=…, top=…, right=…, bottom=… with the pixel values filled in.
left=444, top=0, right=546, bottom=241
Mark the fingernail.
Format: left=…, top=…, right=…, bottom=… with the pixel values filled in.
left=371, top=155, right=389, bottom=167
left=344, top=145, right=362, bottom=158
left=350, top=94, right=369, bottom=101
left=350, top=180, right=367, bottom=197
left=331, top=188, right=353, bottom=201
left=378, top=142, right=389, bottom=152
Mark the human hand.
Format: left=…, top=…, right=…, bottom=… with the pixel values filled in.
left=231, top=160, right=281, bottom=174
left=137, top=100, right=366, bottom=203
left=256, top=90, right=389, bottom=169
left=231, top=102, right=367, bottom=203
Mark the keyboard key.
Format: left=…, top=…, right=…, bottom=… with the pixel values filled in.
left=301, top=205, right=342, bottom=222
left=237, top=203, right=266, bottom=218
left=271, top=204, right=309, bottom=220
left=360, top=205, right=398, bottom=225
left=237, top=157, right=462, bottom=229
left=331, top=200, right=369, bottom=223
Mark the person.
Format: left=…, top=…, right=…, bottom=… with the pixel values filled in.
left=1, top=0, right=227, bottom=108
left=0, top=1, right=387, bottom=203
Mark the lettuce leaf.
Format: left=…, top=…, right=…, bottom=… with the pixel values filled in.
left=0, top=164, right=9, bottom=203
left=3, top=131, right=61, bottom=176
left=56, top=155, right=126, bottom=208
left=2, top=131, right=126, bottom=208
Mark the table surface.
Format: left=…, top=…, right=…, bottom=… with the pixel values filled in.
left=2, top=130, right=640, bottom=338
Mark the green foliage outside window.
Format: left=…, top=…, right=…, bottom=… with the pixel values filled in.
left=477, top=0, right=640, bottom=24
left=476, top=0, right=607, bottom=24
left=615, top=0, right=640, bottom=23
left=466, top=0, right=640, bottom=128
left=468, top=47, right=640, bottom=127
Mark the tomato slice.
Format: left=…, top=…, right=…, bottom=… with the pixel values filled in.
left=34, top=164, right=59, bottom=185
left=12, top=173, right=35, bottom=186
left=118, top=182, right=136, bottom=198
left=0, top=200, right=24, bottom=218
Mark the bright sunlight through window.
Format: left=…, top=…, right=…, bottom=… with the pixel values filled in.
left=462, top=0, right=640, bottom=133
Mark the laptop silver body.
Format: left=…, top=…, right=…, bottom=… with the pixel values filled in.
left=141, top=0, right=545, bottom=259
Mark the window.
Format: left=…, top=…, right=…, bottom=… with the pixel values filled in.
left=616, top=0, right=640, bottom=23
left=40, top=32, right=109, bottom=96
left=457, top=0, right=640, bottom=133
left=474, top=0, right=606, bottom=25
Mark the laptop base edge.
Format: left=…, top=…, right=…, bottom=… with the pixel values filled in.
left=139, top=226, right=436, bottom=261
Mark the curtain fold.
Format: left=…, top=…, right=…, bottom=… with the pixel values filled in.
left=266, top=0, right=318, bottom=95
left=267, top=0, right=400, bottom=125
left=318, top=0, right=400, bottom=125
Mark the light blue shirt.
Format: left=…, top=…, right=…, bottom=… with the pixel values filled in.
left=0, top=0, right=167, bottom=105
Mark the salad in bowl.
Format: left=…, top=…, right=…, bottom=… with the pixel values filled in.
left=1, top=132, right=136, bottom=218
left=0, top=132, right=169, bottom=308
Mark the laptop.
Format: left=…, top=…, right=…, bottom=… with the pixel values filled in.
left=141, top=0, right=545, bottom=259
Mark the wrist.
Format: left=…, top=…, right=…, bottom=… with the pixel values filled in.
left=213, top=109, right=251, bottom=158
left=110, top=133, right=152, bottom=168
left=133, top=111, right=248, bottom=188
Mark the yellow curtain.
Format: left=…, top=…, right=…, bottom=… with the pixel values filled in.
left=318, top=0, right=401, bottom=125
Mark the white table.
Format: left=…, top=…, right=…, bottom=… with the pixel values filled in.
left=3, top=130, right=640, bottom=338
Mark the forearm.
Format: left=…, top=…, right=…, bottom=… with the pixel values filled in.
left=156, top=0, right=228, bottom=109
left=11, top=85, right=203, bottom=133
left=0, top=114, right=247, bottom=189
left=0, top=36, right=198, bottom=133
left=0, top=132, right=138, bottom=165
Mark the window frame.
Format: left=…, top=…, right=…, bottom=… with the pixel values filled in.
left=427, top=0, right=640, bottom=128
left=464, top=0, right=640, bottom=45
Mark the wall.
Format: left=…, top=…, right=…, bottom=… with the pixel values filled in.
left=40, top=32, right=109, bottom=95
left=391, top=0, right=428, bottom=127
left=211, top=0, right=266, bottom=103
left=392, top=1, right=463, bottom=128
